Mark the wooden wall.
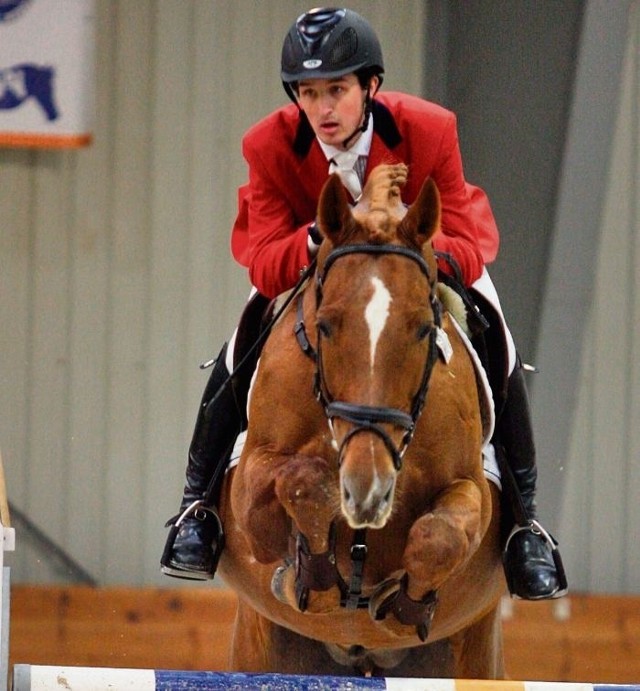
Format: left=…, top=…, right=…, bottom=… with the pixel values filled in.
left=9, top=586, right=640, bottom=684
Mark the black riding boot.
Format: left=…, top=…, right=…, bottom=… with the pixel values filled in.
left=160, top=343, right=243, bottom=580
left=498, top=364, right=568, bottom=600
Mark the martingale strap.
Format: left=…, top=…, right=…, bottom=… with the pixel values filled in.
left=294, top=525, right=371, bottom=612
left=342, top=528, right=368, bottom=610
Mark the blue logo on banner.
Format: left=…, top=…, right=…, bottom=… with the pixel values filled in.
left=0, top=0, right=32, bottom=22
left=0, top=64, right=59, bottom=121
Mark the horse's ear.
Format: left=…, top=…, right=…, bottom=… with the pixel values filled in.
left=399, top=177, right=441, bottom=247
left=317, top=173, right=356, bottom=243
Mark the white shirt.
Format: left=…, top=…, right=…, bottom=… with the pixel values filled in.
left=307, top=116, right=374, bottom=253
left=317, top=114, right=374, bottom=181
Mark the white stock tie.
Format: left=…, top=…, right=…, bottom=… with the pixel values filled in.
left=329, top=151, right=362, bottom=201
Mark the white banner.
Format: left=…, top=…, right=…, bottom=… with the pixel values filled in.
left=0, top=0, right=96, bottom=149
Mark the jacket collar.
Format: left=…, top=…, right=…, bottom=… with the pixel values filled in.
left=292, top=99, right=403, bottom=158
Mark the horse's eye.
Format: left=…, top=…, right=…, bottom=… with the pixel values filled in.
left=417, top=323, right=432, bottom=341
left=317, top=319, right=332, bottom=338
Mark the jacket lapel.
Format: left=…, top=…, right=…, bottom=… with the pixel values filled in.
left=371, top=99, right=402, bottom=148
left=366, top=99, right=405, bottom=179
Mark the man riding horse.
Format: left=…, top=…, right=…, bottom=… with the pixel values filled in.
left=161, top=7, right=567, bottom=601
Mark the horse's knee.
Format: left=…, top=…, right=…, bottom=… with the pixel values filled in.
left=275, top=456, right=334, bottom=504
left=274, top=456, right=337, bottom=545
left=403, top=514, right=472, bottom=591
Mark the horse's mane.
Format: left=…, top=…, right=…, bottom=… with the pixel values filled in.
left=352, top=163, right=409, bottom=245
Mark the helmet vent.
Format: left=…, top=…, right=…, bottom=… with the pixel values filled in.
left=328, top=27, right=358, bottom=67
left=297, top=8, right=344, bottom=56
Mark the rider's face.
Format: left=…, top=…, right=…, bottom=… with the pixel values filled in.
left=296, top=74, right=377, bottom=149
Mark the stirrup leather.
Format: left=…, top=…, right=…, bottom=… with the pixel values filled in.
left=165, top=499, right=222, bottom=529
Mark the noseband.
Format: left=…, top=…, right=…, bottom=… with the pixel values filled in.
left=295, top=243, right=442, bottom=470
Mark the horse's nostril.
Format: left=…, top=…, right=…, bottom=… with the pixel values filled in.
left=343, top=488, right=351, bottom=502
left=384, top=488, right=392, bottom=502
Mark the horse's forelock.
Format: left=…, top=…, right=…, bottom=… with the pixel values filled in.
left=321, top=164, right=412, bottom=248
left=363, top=209, right=395, bottom=245
left=352, top=164, right=408, bottom=246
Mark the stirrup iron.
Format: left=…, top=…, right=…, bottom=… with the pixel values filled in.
left=503, top=519, right=568, bottom=599
left=161, top=500, right=224, bottom=576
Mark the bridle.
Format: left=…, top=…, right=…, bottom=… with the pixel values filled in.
left=295, top=242, right=442, bottom=471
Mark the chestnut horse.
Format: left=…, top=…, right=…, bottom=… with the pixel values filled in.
left=218, top=165, right=506, bottom=679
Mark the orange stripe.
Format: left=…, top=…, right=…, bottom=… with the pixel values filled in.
left=456, top=682, right=524, bottom=691
left=0, top=132, right=92, bottom=149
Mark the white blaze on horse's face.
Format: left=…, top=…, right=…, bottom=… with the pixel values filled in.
left=337, top=273, right=396, bottom=529
left=364, top=276, right=392, bottom=370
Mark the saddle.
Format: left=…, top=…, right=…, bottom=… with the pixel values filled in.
left=435, top=251, right=509, bottom=416
left=436, top=261, right=540, bottom=539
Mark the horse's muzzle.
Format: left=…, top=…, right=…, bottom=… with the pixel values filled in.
left=340, top=465, right=396, bottom=529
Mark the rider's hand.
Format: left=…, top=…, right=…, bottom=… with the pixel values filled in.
left=307, top=222, right=323, bottom=255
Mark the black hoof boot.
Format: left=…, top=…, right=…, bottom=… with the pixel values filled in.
left=161, top=501, right=225, bottom=580
left=503, top=520, right=568, bottom=600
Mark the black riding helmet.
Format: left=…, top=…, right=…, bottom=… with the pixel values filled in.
left=281, top=8, right=385, bottom=148
left=281, top=7, right=384, bottom=103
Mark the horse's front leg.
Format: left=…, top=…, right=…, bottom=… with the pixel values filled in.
left=270, top=453, right=344, bottom=614
left=274, top=454, right=337, bottom=549
left=235, top=450, right=337, bottom=556
left=233, top=453, right=293, bottom=564
left=404, top=479, right=486, bottom=595
left=371, top=479, right=486, bottom=639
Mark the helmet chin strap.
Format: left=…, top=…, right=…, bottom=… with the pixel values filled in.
left=341, top=89, right=373, bottom=150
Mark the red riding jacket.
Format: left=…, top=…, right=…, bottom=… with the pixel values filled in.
left=231, top=91, right=499, bottom=298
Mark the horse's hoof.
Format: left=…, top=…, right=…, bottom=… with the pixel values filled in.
left=369, top=572, right=437, bottom=642
left=271, top=562, right=293, bottom=604
left=368, top=571, right=404, bottom=621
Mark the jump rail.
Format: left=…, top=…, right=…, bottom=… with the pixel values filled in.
left=11, top=666, right=640, bottom=691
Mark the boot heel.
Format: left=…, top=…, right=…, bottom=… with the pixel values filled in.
left=550, top=540, right=569, bottom=598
